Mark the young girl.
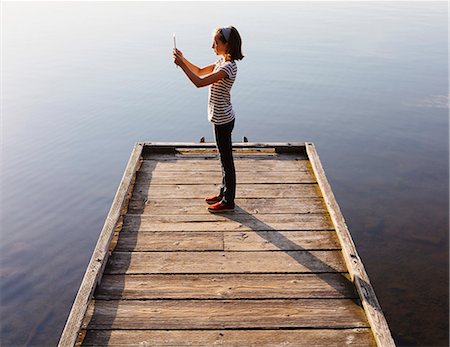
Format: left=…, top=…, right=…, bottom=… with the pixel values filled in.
left=173, top=26, right=244, bottom=213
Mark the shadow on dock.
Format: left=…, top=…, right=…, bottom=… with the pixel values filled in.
left=224, top=205, right=359, bottom=301
left=85, top=214, right=363, bottom=344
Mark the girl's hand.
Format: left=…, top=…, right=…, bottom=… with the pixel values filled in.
left=174, top=48, right=183, bottom=57
left=173, top=49, right=184, bottom=67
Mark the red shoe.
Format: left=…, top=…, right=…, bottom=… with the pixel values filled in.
left=205, top=195, right=223, bottom=205
left=208, top=201, right=235, bottom=213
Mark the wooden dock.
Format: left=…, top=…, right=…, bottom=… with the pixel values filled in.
left=59, top=142, right=395, bottom=346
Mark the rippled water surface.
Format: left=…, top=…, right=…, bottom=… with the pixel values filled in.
left=1, top=2, right=448, bottom=346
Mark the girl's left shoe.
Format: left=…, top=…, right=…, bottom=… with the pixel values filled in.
left=208, top=201, right=235, bottom=213
left=205, top=195, right=223, bottom=205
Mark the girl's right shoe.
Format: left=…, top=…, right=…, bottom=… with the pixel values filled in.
left=208, top=201, right=235, bottom=213
left=205, top=195, right=223, bottom=205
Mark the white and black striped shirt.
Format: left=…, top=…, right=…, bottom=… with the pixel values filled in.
left=208, top=57, right=237, bottom=125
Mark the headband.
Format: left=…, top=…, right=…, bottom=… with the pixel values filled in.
left=221, top=27, right=232, bottom=42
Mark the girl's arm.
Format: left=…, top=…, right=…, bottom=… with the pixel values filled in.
left=180, top=63, right=227, bottom=88
left=175, top=49, right=215, bottom=76
left=198, top=64, right=216, bottom=76
left=184, top=59, right=215, bottom=77
left=174, top=50, right=226, bottom=88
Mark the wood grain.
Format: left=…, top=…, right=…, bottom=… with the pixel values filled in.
left=223, top=230, right=341, bottom=251
left=82, top=328, right=376, bottom=346
left=133, top=183, right=321, bottom=199
left=127, top=197, right=327, bottom=215
left=104, top=250, right=347, bottom=274
left=115, top=231, right=224, bottom=251
left=84, top=299, right=369, bottom=330
left=134, top=171, right=316, bottom=185
left=122, top=213, right=334, bottom=232
left=139, top=158, right=311, bottom=172
left=114, top=230, right=340, bottom=252
left=95, top=273, right=357, bottom=300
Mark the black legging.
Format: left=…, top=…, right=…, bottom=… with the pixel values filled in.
left=213, top=119, right=236, bottom=205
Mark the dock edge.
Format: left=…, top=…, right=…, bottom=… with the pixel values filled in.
left=305, top=142, right=395, bottom=347
left=58, top=142, right=144, bottom=347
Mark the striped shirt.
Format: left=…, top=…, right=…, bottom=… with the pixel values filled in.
left=208, top=57, right=237, bottom=125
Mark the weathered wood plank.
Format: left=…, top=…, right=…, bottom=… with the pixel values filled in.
left=143, top=153, right=306, bottom=160
left=115, top=231, right=224, bottom=251
left=139, top=158, right=310, bottom=172
left=134, top=171, right=316, bottom=184
left=127, top=198, right=327, bottom=215
left=122, top=213, right=334, bottom=232
left=95, top=273, right=357, bottom=300
left=141, top=141, right=306, bottom=149
left=139, top=143, right=303, bottom=160
left=58, top=143, right=144, bottom=347
left=140, top=143, right=308, bottom=160
left=169, top=149, right=277, bottom=155
left=82, top=328, right=376, bottom=346
left=114, top=231, right=340, bottom=252
left=104, top=251, right=347, bottom=274
left=306, top=142, right=395, bottom=347
left=224, top=230, right=340, bottom=251
left=133, top=183, right=321, bottom=199
left=84, top=299, right=369, bottom=330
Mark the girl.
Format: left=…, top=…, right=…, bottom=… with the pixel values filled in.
left=173, top=26, right=244, bottom=213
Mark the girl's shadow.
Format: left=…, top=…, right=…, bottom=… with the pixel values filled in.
left=222, top=204, right=359, bottom=301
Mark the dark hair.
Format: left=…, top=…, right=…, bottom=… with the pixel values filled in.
left=215, top=26, right=244, bottom=61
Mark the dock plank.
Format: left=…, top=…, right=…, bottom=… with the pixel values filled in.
left=133, top=183, right=321, bottom=199
left=134, top=171, right=316, bottom=184
left=139, top=158, right=310, bottom=172
left=82, top=328, right=376, bottom=346
left=115, top=231, right=223, bottom=251
left=104, top=250, right=347, bottom=274
left=141, top=153, right=305, bottom=161
left=223, top=230, right=340, bottom=251
left=114, top=231, right=340, bottom=251
left=84, top=299, right=369, bottom=330
left=95, top=273, right=357, bottom=300
left=127, top=197, right=327, bottom=215
left=122, top=213, right=334, bottom=232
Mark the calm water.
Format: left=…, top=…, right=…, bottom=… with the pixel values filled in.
left=1, top=2, right=448, bottom=346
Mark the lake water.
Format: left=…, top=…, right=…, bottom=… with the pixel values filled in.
left=1, top=1, right=448, bottom=346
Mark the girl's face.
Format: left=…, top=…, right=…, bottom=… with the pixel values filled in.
left=212, top=34, right=228, bottom=56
